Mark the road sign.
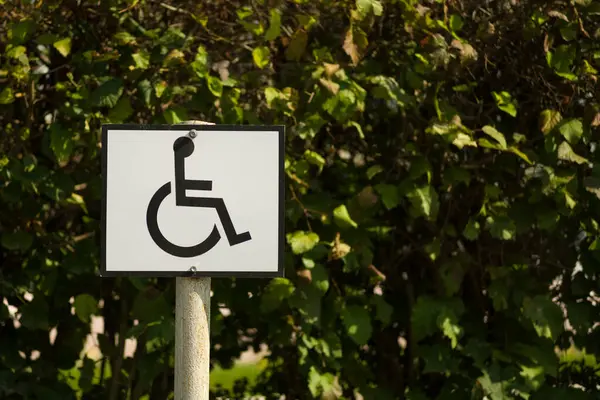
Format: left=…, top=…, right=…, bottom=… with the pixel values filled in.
left=101, top=124, right=285, bottom=277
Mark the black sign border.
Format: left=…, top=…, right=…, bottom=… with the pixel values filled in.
left=101, top=124, right=285, bottom=278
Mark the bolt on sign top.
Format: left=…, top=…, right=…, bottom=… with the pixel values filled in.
left=101, top=124, right=285, bottom=278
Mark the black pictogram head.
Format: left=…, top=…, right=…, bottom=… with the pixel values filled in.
left=173, top=137, right=195, bottom=158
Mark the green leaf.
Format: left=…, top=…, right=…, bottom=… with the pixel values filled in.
left=522, top=296, right=564, bottom=341
left=371, top=296, right=393, bottom=325
left=356, top=0, right=383, bottom=19
left=440, top=314, right=462, bottom=348
left=557, top=141, right=587, bottom=164
left=449, top=15, right=464, bottom=32
left=413, top=297, right=465, bottom=347
left=261, top=278, right=295, bottom=313
left=440, top=261, right=465, bottom=296
left=412, top=297, right=441, bottom=341
left=346, top=121, right=365, bottom=139
left=53, top=38, right=72, bottom=57
left=308, top=366, right=336, bottom=398
left=558, top=118, right=583, bottom=144
left=333, top=204, right=358, bottom=228
left=509, top=147, right=533, bottom=164
left=477, top=372, right=509, bottom=400
left=449, top=14, right=464, bottom=32
left=154, top=81, right=167, bottom=98
left=537, top=208, right=560, bottom=231
left=91, top=78, right=124, bottom=108
left=138, top=79, right=153, bottom=106
left=486, top=215, right=516, bottom=240
left=236, top=6, right=253, bottom=20
left=191, top=46, right=209, bottom=78
left=583, top=176, right=600, bottom=199
left=367, top=165, right=384, bottom=179
left=407, top=156, right=432, bottom=182
left=7, top=46, right=26, bottom=59
left=374, top=184, right=400, bottom=210
left=482, top=125, right=507, bottom=149
left=295, top=114, right=325, bottom=140
left=424, top=238, right=441, bottom=261
left=341, top=305, right=372, bottom=345
left=108, top=96, right=133, bottom=123
left=370, top=75, right=413, bottom=108
left=132, top=51, right=150, bottom=69
left=452, top=133, right=478, bottom=149
left=492, top=91, right=517, bottom=117
left=285, top=30, right=308, bottom=61
left=311, top=264, right=329, bottom=294
left=287, top=231, right=320, bottom=254
left=443, top=167, right=471, bottom=186
left=163, top=106, right=189, bottom=124
left=463, top=218, right=480, bottom=240
left=49, top=124, right=74, bottom=164
left=206, top=75, right=223, bottom=97
left=252, top=46, right=271, bottom=69
left=304, top=150, right=325, bottom=173
left=264, top=87, right=280, bottom=108
left=132, top=291, right=170, bottom=323
left=0, top=87, right=15, bottom=104
left=9, top=19, right=35, bottom=45
left=74, top=294, right=98, bottom=323
left=19, top=296, right=49, bottom=330
left=560, top=25, right=577, bottom=41
left=406, top=186, right=439, bottom=221
left=264, top=9, right=281, bottom=41
left=1, top=231, right=33, bottom=251
left=113, top=31, right=136, bottom=45
left=547, top=45, right=577, bottom=81
left=36, top=33, right=59, bottom=45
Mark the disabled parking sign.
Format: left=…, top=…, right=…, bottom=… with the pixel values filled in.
left=101, top=124, right=285, bottom=277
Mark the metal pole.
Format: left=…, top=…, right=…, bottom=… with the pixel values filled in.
left=175, top=120, right=215, bottom=400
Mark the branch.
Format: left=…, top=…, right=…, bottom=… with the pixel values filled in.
left=108, top=296, right=128, bottom=400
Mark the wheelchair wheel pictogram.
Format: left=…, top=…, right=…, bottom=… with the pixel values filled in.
left=146, top=182, right=222, bottom=258
left=146, top=136, right=251, bottom=258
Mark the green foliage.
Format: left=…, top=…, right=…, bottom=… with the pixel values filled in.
left=1, top=0, right=599, bottom=399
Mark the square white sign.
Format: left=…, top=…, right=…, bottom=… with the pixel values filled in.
left=101, top=124, right=285, bottom=277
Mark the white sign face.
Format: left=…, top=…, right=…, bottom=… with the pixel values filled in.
left=101, top=124, right=285, bottom=277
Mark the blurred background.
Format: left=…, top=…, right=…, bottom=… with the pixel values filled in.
left=0, top=0, right=599, bottom=399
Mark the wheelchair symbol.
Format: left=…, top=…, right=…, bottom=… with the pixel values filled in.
left=146, top=135, right=251, bottom=258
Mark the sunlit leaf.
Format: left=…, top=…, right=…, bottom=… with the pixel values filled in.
left=163, top=106, right=189, bottom=124
left=481, top=125, right=507, bottom=149
left=287, top=231, right=320, bottom=254
left=557, top=141, right=587, bottom=164
left=406, top=186, right=439, bottom=221
left=333, top=204, right=358, bottom=228
left=0, top=87, right=15, bottom=104
left=53, top=37, right=72, bottom=57
left=492, top=91, right=517, bottom=117
left=132, top=51, right=150, bottom=69
left=375, top=184, right=400, bottom=210
left=252, top=46, right=271, bottom=69
left=558, top=118, right=583, bottom=144
left=356, top=0, right=383, bottom=19
left=264, top=9, right=281, bottom=41
left=261, top=278, right=295, bottom=313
